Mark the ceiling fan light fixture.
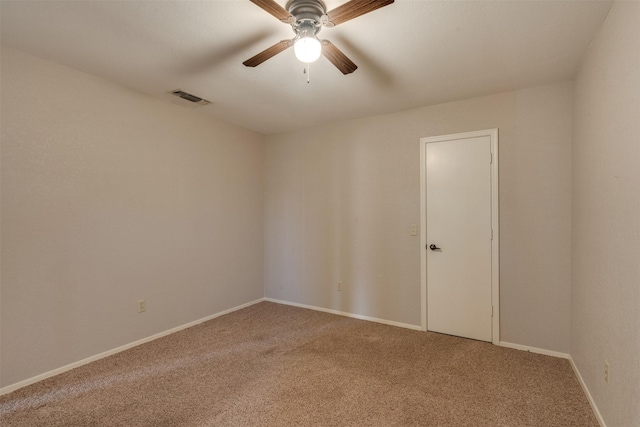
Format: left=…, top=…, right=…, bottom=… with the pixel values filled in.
left=294, top=36, right=321, bottom=63
left=293, top=20, right=321, bottom=63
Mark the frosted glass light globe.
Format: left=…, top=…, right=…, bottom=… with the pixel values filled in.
left=294, top=37, right=322, bottom=63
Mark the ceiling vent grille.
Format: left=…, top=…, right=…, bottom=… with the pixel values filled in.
left=171, top=89, right=211, bottom=106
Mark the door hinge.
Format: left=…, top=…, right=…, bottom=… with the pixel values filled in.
left=491, top=306, right=494, bottom=317
left=491, top=229, right=494, bottom=240
left=490, top=152, right=493, bottom=164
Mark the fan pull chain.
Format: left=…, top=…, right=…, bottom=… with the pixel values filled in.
left=303, top=63, right=312, bottom=83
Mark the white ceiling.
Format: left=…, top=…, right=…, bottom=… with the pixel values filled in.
left=1, top=0, right=613, bottom=134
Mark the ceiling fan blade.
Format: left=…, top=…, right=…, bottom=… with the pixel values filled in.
left=325, top=0, right=394, bottom=26
left=243, top=40, right=293, bottom=67
left=321, top=40, right=357, bottom=75
left=249, top=0, right=292, bottom=22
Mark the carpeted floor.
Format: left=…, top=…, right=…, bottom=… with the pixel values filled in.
left=1, top=302, right=598, bottom=426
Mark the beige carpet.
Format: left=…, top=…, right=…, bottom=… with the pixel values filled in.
left=1, top=302, right=598, bottom=426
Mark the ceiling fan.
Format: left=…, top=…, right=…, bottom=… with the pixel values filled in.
left=243, top=0, right=394, bottom=75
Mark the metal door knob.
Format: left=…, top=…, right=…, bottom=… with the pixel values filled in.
left=429, top=244, right=441, bottom=251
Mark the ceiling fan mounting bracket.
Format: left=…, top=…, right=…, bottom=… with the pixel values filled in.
left=319, top=15, right=334, bottom=28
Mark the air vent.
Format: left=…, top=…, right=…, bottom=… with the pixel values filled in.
left=171, top=89, right=211, bottom=106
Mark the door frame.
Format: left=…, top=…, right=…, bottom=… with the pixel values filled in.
left=419, top=129, right=500, bottom=344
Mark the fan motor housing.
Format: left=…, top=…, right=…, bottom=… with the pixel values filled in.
left=287, top=0, right=325, bottom=23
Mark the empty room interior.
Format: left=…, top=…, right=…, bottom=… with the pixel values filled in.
left=1, top=0, right=638, bottom=426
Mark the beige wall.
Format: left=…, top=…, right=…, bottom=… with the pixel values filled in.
left=572, top=2, right=640, bottom=426
left=0, top=48, right=265, bottom=387
left=265, top=81, right=573, bottom=353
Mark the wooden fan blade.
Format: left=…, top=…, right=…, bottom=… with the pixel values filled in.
left=321, top=40, right=357, bottom=75
left=249, top=0, right=292, bottom=22
left=243, top=40, right=292, bottom=67
left=325, top=0, right=394, bottom=26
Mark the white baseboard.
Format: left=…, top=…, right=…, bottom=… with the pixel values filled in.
left=500, top=341, right=606, bottom=427
left=499, top=341, right=570, bottom=359
left=568, top=356, right=607, bottom=427
left=0, top=298, right=266, bottom=396
left=264, top=297, right=422, bottom=331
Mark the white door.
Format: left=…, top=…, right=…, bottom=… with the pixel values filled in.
left=425, top=134, right=494, bottom=342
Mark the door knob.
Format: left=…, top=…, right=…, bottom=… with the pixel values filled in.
left=429, top=244, right=442, bottom=251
